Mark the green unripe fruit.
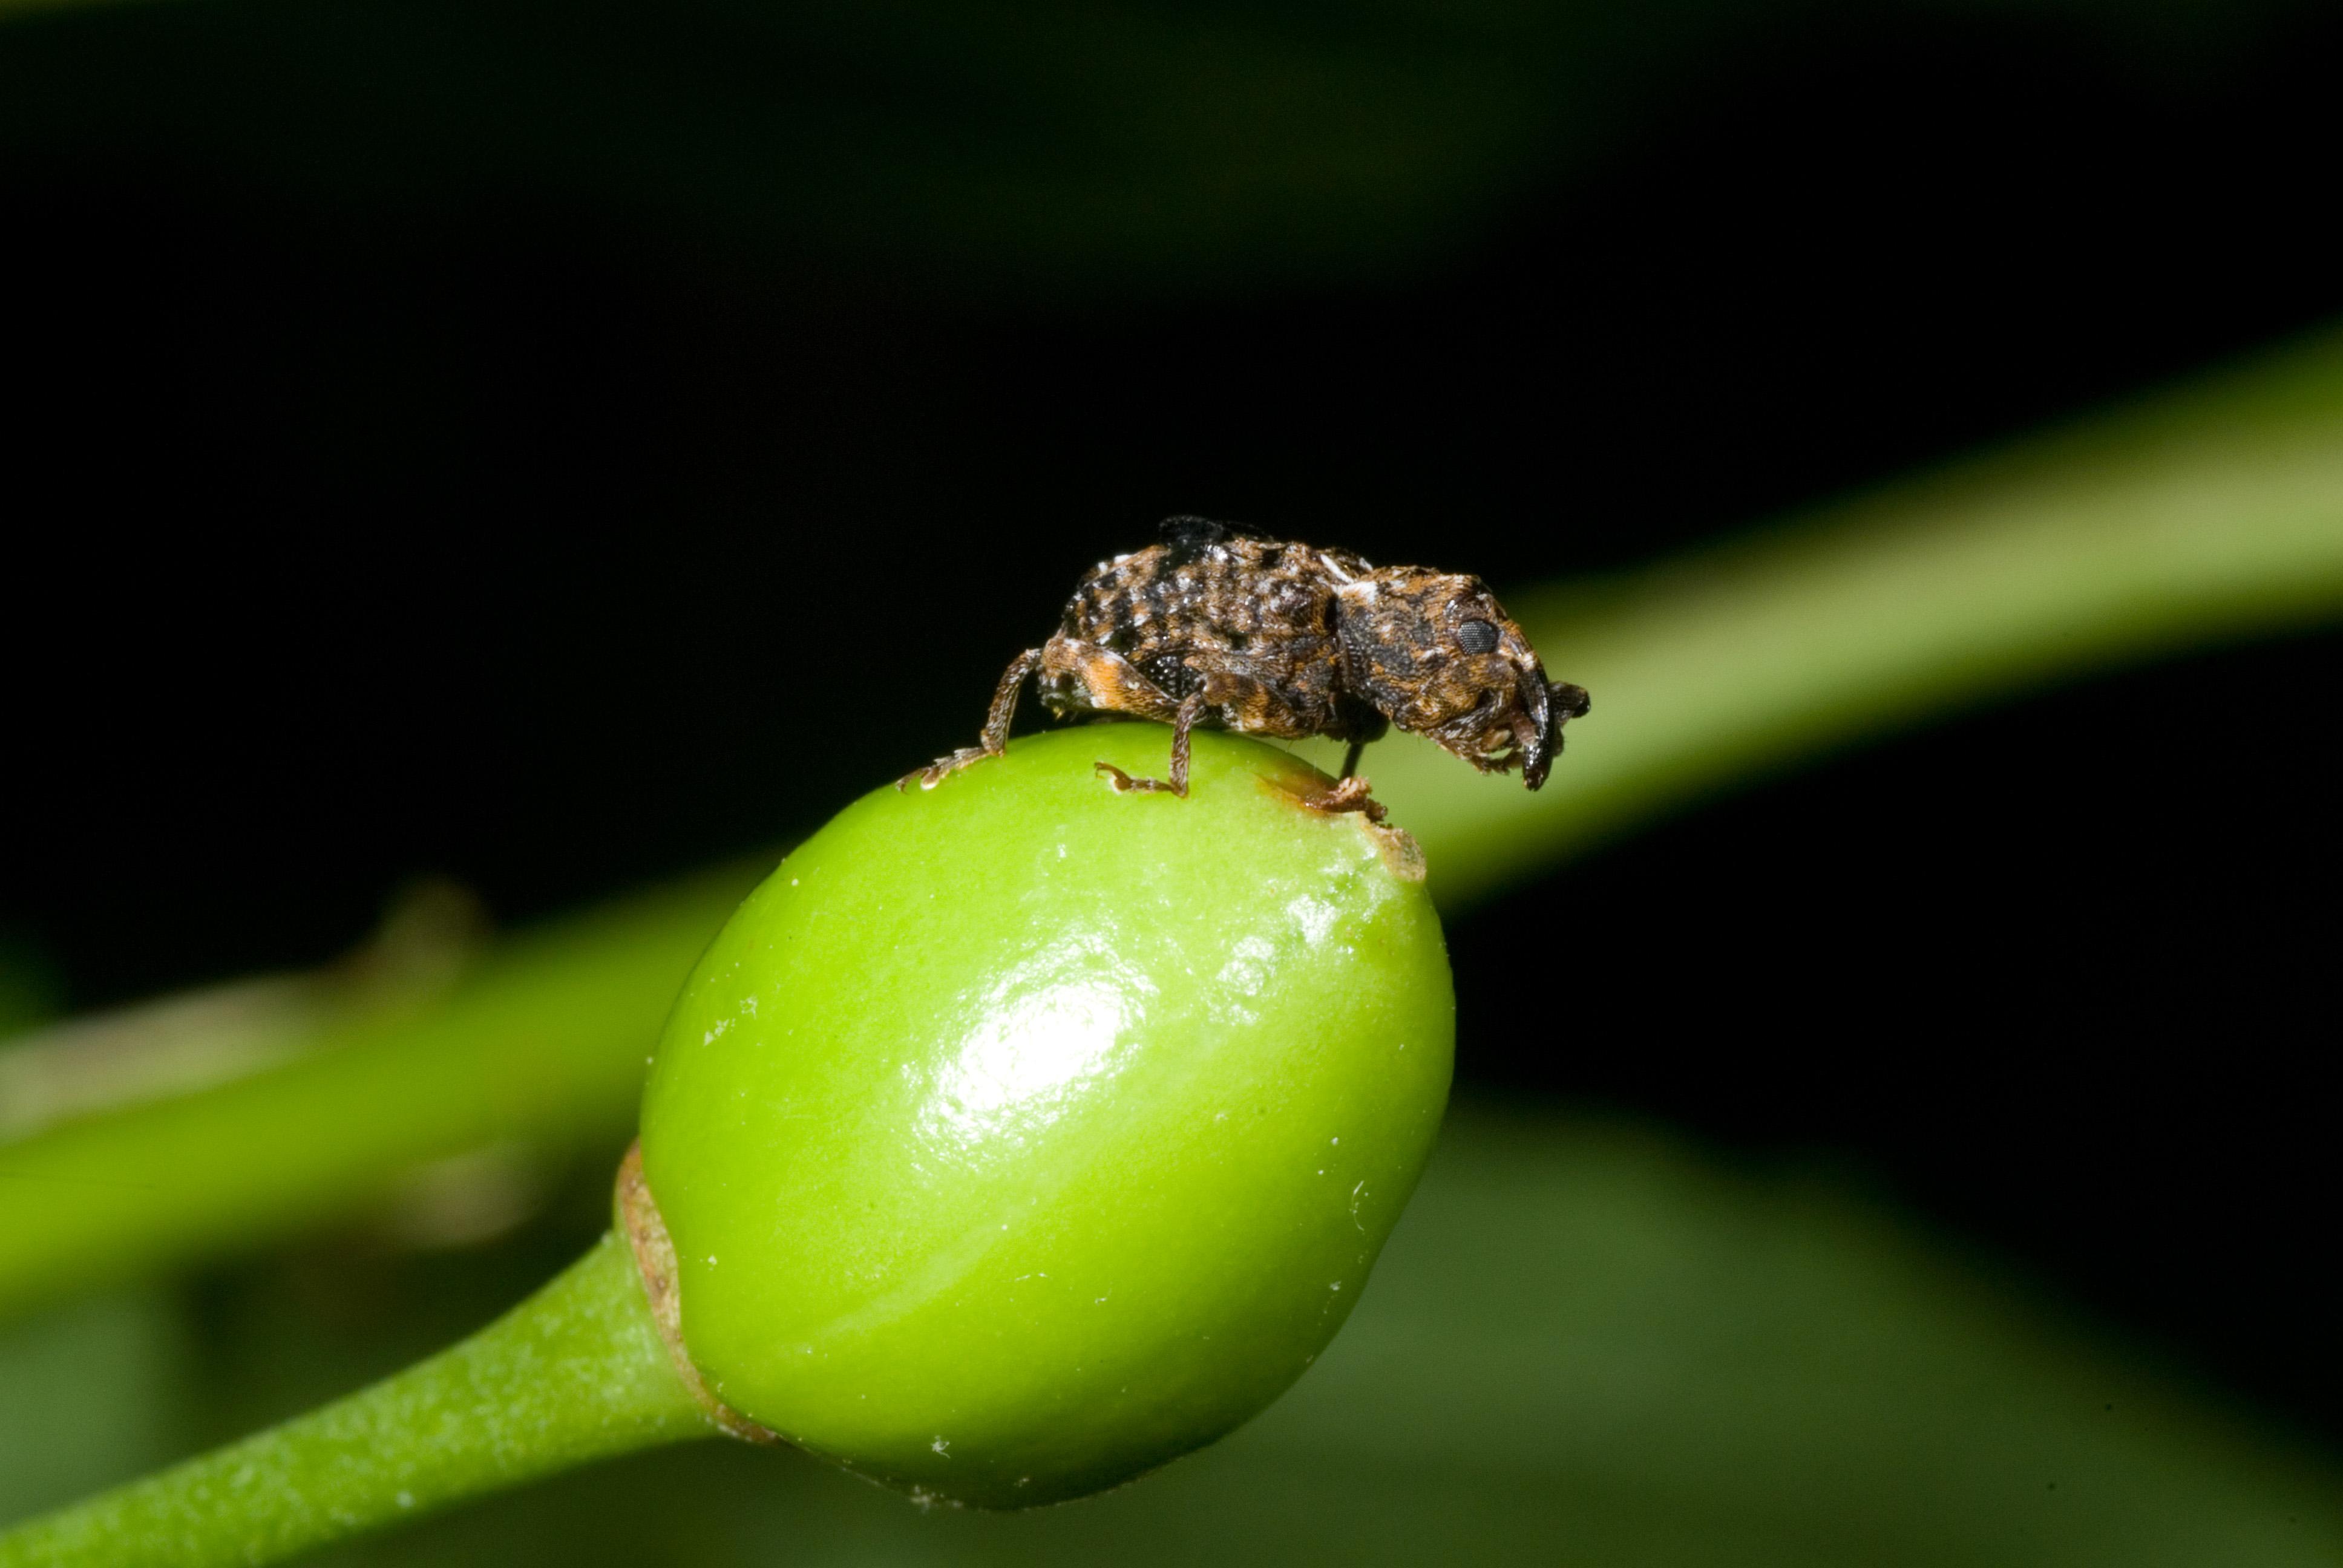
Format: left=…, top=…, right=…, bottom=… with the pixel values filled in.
left=639, top=727, right=1453, bottom=1508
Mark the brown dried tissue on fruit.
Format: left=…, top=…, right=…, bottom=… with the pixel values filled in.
left=616, top=1143, right=781, bottom=1446
left=1255, top=769, right=1425, bottom=883
left=1362, top=816, right=1426, bottom=882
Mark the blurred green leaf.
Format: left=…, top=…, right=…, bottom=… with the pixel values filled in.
left=0, top=1292, right=188, bottom=1524
left=0, top=944, right=62, bottom=1044
left=13, top=1102, right=2332, bottom=1563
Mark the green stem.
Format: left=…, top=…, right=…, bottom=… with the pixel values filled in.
left=4, top=327, right=2341, bottom=1320
left=1361, top=324, right=2343, bottom=901
left=0, top=866, right=760, bottom=1319
left=0, top=1232, right=712, bottom=1567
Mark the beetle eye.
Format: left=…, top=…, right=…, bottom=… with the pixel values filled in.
left=1455, top=618, right=1499, bottom=655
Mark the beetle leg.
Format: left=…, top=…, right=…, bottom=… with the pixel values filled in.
left=1046, top=638, right=1182, bottom=722
left=902, top=648, right=1043, bottom=791
left=977, top=648, right=1046, bottom=753
left=1096, top=691, right=1207, bottom=798
left=1337, top=736, right=1369, bottom=781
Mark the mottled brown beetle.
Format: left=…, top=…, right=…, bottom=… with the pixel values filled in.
left=904, top=517, right=1590, bottom=812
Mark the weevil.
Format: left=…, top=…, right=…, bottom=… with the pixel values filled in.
left=905, top=516, right=1590, bottom=812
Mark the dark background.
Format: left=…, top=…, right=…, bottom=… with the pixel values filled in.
left=5, top=0, right=2338, bottom=1451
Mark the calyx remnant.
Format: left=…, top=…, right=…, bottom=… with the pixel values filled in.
left=615, top=1142, right=779, bottom=1447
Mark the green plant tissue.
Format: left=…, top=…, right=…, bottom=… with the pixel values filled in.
left=71, top=1099, right=2315, bottom=1567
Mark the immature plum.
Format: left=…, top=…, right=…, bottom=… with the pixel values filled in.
left=642, top=726, right=1455, bottom=1507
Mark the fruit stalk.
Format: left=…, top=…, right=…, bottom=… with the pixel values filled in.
left=0, top=1231, right=710, bottom=1568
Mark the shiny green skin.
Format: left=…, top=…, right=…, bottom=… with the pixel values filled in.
left=640, top=726, right=1453, bottom=1508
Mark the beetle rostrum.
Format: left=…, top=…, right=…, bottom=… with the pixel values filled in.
left=904, top=516, right=1590, bottom=811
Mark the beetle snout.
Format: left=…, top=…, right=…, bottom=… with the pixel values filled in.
left=1516, top=678, right=1591, bottom=791
left=1513, top=668, right=1555, bottom=790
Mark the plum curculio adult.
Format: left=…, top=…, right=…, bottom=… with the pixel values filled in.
left=905, top=516, right=1590, bottom=813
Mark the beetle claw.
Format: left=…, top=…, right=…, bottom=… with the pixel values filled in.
left=900, top=746, right=995, bottom=792
left=1095, top=762, right=1185, bottom=797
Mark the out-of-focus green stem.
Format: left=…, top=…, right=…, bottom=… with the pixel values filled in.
left=1360, top=326, right=2343, bottom=901
left=0, top=1231, right=711, bottom=1567
left=3, top=328, right=2339, bottom=1320
left=0, top=869, right=759, bottom=1318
